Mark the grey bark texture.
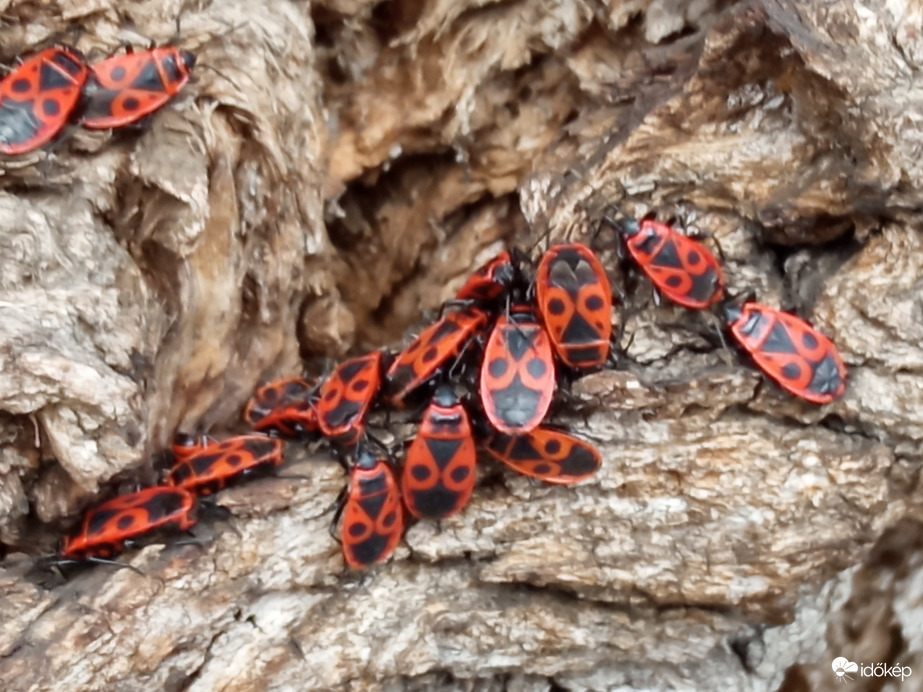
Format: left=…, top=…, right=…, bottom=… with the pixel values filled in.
left=0, top=0, right=920, bottom=691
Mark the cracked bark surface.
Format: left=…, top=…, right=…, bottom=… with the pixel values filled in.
left=1, top=1, right=921, bottom=690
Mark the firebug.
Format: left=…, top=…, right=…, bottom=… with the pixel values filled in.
left=317, top=350, right=385, bottom=446
left=479, top=303, right=555, bottom=433
left=166, top=433, right=285, bottom=495
left=243, top=376, right=318, bottom=438
left=335, top=448, right=404, bottom=569
left=384, top=308, right=489, bottom=407
left=58, top=486, right=197, bottom=561
left=0, top=46, right=88, bottom=155
left=534, top=242, right=613, bottom=369
left=724, top=299, right=847, bottom=404
left=78, top=45, right=196, bottom=129
left=454, top=250, right=516, bottom=302
left=484, top=427, right=602, bottom=484
left=401, top=385, right=476, bottom=520
left=613, top=217, right=725, bottom=309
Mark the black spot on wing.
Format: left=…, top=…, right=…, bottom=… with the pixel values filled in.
left=191, top=452, right=222, bottom=475
left=761, top=322, right=798, bottom=355
left=650, top=238, right=683, bottom=269
left=349, top=533, right=390, bottom=566
left=561, top=445, right=600, bottom=476
left=808, top=353, right=845, bottom=396
left=505, top=325, right=541, bottom=361
left=39, top=61, right=74, bottom=90
left=357, top=493, right=386, bottom=519
left=561, top=312, right=601, bottom=344
left=685, top=267, right=721, bottom=302
left=411, top=487, right=462, bottom=519
left=146, top=491, right=186, bottom=521
left=322, top=398, right=361, bottom=428
left=87, top=508, right=121, bottom=536
left=131, top=59, right=164, bottom=91
left=424, top=437, right=464, bottom=470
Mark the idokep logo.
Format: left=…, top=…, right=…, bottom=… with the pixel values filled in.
left=832, top=658, right=858, bottom=682
left=832, top=657, right=912, bottom=683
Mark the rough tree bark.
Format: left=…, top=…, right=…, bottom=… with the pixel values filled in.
left=1, top=1, right=921, bottom=691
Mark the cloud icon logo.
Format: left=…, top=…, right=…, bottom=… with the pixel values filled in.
left=832, top=657, right=859, bottom=682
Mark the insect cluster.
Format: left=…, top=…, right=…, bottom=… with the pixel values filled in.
left=3, top=24, right=848, bottom=579
left=0, top=42, right=195, bottom=155
left=47, top=219, right=848, bottom=573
